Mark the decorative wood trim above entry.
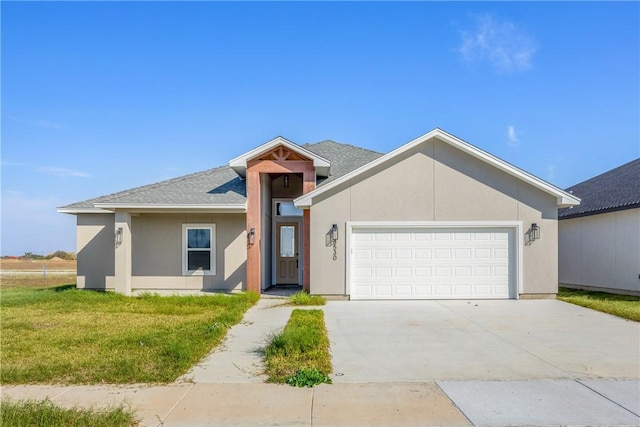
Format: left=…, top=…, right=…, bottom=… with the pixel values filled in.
left=256, top=146, right=310, bottom=162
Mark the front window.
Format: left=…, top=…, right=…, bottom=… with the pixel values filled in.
left=183, top=224, right=216, bottom=275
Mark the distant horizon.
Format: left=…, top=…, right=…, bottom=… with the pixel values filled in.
left=2, top=1, right=638, bottom=256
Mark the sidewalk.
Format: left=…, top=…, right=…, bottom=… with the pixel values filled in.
left=2, top=380, right=639, bottom=426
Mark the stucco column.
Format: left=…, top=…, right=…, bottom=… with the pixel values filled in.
left=302, top=170, right=315, bottom=292
left=114, top=210, right=132, bottom=295
left=246, top=170, right=261, bottom=293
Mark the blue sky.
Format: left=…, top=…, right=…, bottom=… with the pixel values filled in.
left=2, top=1, right=639, bottom=256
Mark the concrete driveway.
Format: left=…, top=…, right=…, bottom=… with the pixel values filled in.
left=324, top=299, right=640, bottom=382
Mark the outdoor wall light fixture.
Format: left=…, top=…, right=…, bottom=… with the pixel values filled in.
left=330, top=224, right=339, bottom=241
left=115, top=227, right=123, bottom=247
left=531, top=223, right=541, bottom=241
left=330, top=224, right=339, bottom=261
left=284, top=175, right=289, bottom=188
left=248, top=228, right=256, bottom=245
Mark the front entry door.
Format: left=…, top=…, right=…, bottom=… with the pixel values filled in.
left=276, top=222, right=299, bottom=284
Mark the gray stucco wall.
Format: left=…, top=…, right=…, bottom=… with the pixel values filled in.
left=76, top=212, right=247, bottom=291
left=77, top=214, right=115, bottom=290
left=309, top=138, right=559, bottom=297
left=559, top=209, right=640, bottom=295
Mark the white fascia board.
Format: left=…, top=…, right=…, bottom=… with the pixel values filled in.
left=228, top=136, right=331, bottom=178
left=93, top=203, right=247, bottom=213
left=558, top=195, right=582, bottom=208
left=57, top=207, right=112, bottom=214
left=295, top=128, right=581, bottom=208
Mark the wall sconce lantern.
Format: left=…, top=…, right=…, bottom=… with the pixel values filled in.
left=248, top=228, right=256, bottom=245
left=115, top=227, right=123, bottom=247
left=330, top=224, right=339, bottom=261
left=531, top=223, right=541, bottom=241
left=283, top=174, right=289, bottom=188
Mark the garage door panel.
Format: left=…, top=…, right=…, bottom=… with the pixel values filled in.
left=350, top=227, right=514, bottom=300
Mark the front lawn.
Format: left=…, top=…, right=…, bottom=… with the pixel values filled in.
left=264, top=309, right=332, bottom=386
left=1, top=285, right=258, bottom=384
left=1, top=398, right=139, bottom=427
left=557, top=287, right=640, bottom=322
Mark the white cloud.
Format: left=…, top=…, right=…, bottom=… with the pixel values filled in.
left=458, top=13, right=537, bottom=73
left=6, top=115, right=63, bottom=129
left=547, top=164, right=557, bottom=182
left=40, top=167, right=90, bottom=178
left=507, top=125, right=519, bottom=146
left=35, top=120, right=63, bottom=129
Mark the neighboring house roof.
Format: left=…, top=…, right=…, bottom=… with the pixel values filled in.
left=295, top=128, right=581, bottom=208
left=558, top=158, right=640, bottom=219
left=57, top=140, right=382, bottom=213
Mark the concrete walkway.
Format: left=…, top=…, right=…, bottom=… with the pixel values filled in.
left=179, top=298, right=295, bottom=383
left=2, top=298, right=639, bottom=426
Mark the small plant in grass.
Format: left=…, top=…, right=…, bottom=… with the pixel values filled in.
left=264, top=309, right=332, bottom=385
left=287, top=368, right=332, bottom=387
left=0, top=398, right=139, bottom=427
left=289, top=291, right=326, bottom=306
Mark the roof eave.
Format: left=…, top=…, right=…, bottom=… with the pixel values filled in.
left=93, top=203, right=247, bottom=213
left=558, top=195, right=582, bottom=209
left=57, top=207, right=113, bottom=215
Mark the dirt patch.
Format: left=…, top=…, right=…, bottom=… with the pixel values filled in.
left=0, top=259, right=77, bottom=271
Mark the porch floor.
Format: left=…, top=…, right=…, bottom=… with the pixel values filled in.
left=262, top=285, right=302, bottom=298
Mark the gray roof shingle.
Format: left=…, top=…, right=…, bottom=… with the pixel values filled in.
left=60, top=140, right=383, bottom=210
left=558, top=158, right=640, bottom=219
left=303, top=140, right=383, bottom=186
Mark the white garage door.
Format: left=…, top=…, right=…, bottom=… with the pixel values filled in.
left=350, top=227, right=514, bottom=300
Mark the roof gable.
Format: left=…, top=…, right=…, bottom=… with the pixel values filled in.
left=229, top=136, right=331, bottom=178
left=559, top=158, right=640, bottom=219
left=295, top=128, right=581, bottom=208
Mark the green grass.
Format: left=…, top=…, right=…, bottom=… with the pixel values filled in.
left=0, top=398, right=139, bottom=427
left=1, top=285, right=259, bottom=384
left=557, top=287, right=640, bottom=322
left=289, top=291, right=326, bottom=306
left=264, top=309, right=332, bottom=385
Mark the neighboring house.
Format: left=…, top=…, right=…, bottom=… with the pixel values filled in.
left=558, top=159, right=640, bottom=296
left=58, top=128, right=580, bottom=300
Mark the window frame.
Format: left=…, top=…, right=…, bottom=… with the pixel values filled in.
left=182, top=223, right=216, bottom=276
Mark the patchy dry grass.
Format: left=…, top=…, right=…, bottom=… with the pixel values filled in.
left=0, top=274, right=77, bottom=289
left=264, top=309, right=332, bottom=385
left=557, top=288, right=640, bottom=322
left=1, top=398, right=139, bottom=427
left=289, top=292, right=326, bottom=306
left=1, top=285, right=259, bottom=384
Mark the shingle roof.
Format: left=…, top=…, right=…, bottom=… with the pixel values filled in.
left=59, top=140, right=383, bottom=210
left=60, top=166, right=246, bottom=209
left=303, top=140, right=383, bottom=186
left=558, top=158, right=640, bottom=219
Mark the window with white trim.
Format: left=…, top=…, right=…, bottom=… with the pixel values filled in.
left=182, top=224, right=216, bottom=275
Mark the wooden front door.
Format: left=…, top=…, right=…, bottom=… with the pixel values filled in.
left=276, top=222, right=299, bottom=284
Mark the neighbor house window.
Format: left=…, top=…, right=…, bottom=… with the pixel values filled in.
left=182, top=224, right=216, bottom=275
